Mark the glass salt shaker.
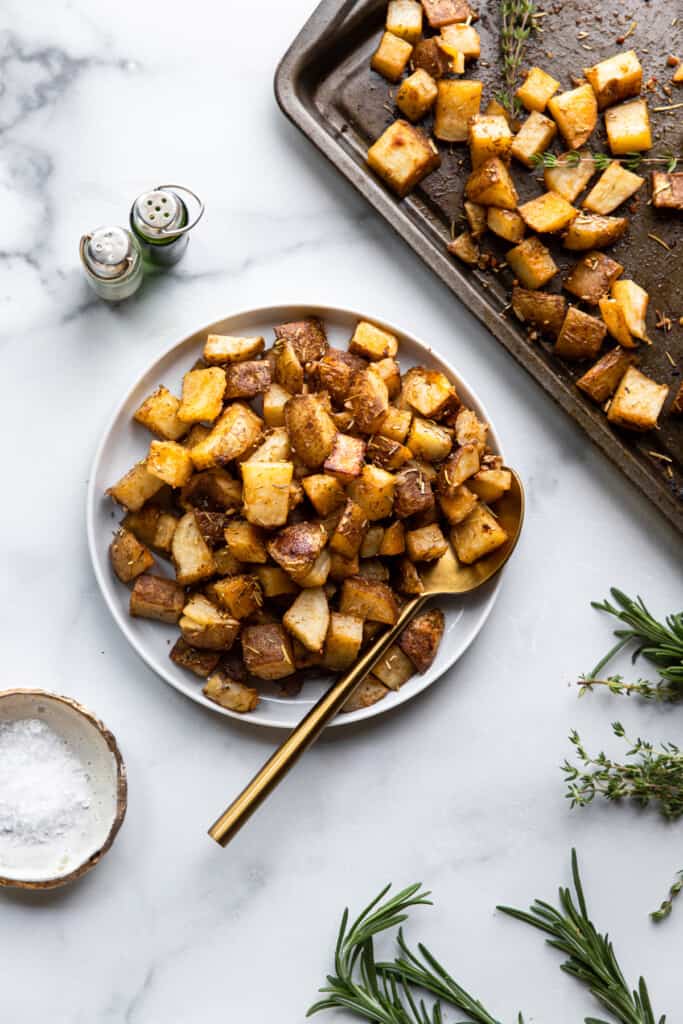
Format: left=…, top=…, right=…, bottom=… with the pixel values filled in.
left=129, top=184, right=204, bottom=267
left=79, top=226, right=144, bottom=301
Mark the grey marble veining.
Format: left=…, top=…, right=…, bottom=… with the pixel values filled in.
left=1, top=1, right=682, bottom=1022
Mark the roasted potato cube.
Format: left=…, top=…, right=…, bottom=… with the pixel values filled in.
left=516, top=66, right=559, bottom=112
left=397, top=68, right=438, bottom=121
left=360, top=525, right=385, bottom=559
left=297, top=548, right=332, bottom=588
left=110, top=527, right=154, bottom=583
left=547, top=84, right=598, bottom=149
left=372, top=645, right=414, bottom=689
left=511, top=287, right=566, bottom=337
left=190, top=403, right=263, bottom=471
left=377, top=521, right=404, bottom=556
left=346, top=369, right=390, bottom=433
left=563, top=212, right=628, bottom=251
left=123, top=505, right=178, bottom=553
left=554, top=306, right=607, bottom=361
left=544, top=151, right=597, bottom=202
left=324, top=433, right=367, bottom=482
left=395, top=557, right=424, bottom=594
left=438, top=485, right=478, bottom=525
left=268, top=521, right=327, bottom=581
left=347, top=465, right=396, bottom=521
left=651, top=171, right=683, bottom=210
left=274, top=317, right=328, bottom=365
left=244, top=428, right=291, bottom=465
left=464, top=200, right=487, bottom=239
left=223, top=360, right=271, bottom=400
left=402, top=367, right=456, bottom=419
left=437, top=443, right=480, bottom=495
left=394, top=465, right=435, bottom=518
left=453, top=407, right=487, bottom=452
left=506, top=236, right=558, bottom=289
left=605, top=99, right=651, bottom=155
left=421, top=0, right=473, bottom=28
left=224, top=519, right=268, bottom=563
left=406, top=523, right=447, bottom=561
left=193, top=511, right=228, bottom=549
left=465, top=157, right=519, bottom=208
left=180, top=468, right=242, bottom=512
left=134, top=385, right=188, bottom=441
left=452, top=505, right=508, bottom=564
left=406, top=417, right=452, bottom=461
left=314, top=349, right=367, bottom=407
left=510, top=111, right=557, bottom=168
left=241, top=624, right=295, bottom=680
left=367, top=119, right=441, bottom=197
left=203, top=334, right=264, bottom=365
left=262, top=382, right=292, bottom=427
left=182, top=423, right=211, bottom=449
left=213, top=546, right=243, bottom=576
left=371, top=30, right=413, bottom=81
left=448, top=231, right=479, bottom=266
left=371, top=357, right=401, bottom=399
left=108, top=461, right=164, bottom=511
left=340, top=576, right=399, bottom=624
left=469, top=469, right=511, bottom=503
left=399, top=608, right=445, bottom=672
left=328, top=551, right=360, bottom=582
left=377, top=407, right=413, bottom=444
left=519, top=191, right=577, bottom=234
left=564, top=252, right=623, bottom=305
left=240, top=460, right=293, bottom=529
left=577, top=348, right=636, bottom=403
left=487, top=207, right=525, bottom=243
left=440, top=23, right=480, bottom=59
left=301, top=474, right=345, bottom=516
left=386, top=0, right=423, bottom=42
left=607, top=366, right=668, bottom=431
left=611, top=280, right=650, bottom=341
left=583, top=162, right=644, bottom=214
left=203, top=672, right=259, bottom=713
left=273, top=340, right=304, bottom=394
left=584, top=49, right=642, bottom=110
left=130, top=573, right=185, bottom=623
left=349, top=321, right=399, bottom=362
left=284, top=395, right=337, bottom=469
left=330, top=499, right=369, bottom=558
left=414, top=37, right=452, bottom=79
left=598, top=297, right=635, bottom=348
left=179, top=595, right=240, bottom=651
left=172, top=512, right=216, bottom=585
left=177, top=367, right=226, bottom=424
left=147, top=440, right=194, bottom=487
left=170, top=638, right=221, bottom=678
left=366, top=435, right=413, bottom=471
left=342, top=677, right=389, bottom=712
left=434, top=80, right=482, bottom=142
left=251, top=567, right=296, bottom=601
left=283, top=587, right=330, bottom=653
left=322, top=613, right=364, bottom=671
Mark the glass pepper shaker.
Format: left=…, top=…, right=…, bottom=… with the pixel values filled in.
left=129, top=184, right=204, bottom=267
left=79, top=226, right=144, bottom=301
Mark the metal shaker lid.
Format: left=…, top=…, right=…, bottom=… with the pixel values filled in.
left=132, top=188, right=185, bottom=239
left=81, top=226, right=136, bottom=279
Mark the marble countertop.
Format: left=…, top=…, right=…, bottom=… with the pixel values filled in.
left=2, top=1, right=682, bottom=1020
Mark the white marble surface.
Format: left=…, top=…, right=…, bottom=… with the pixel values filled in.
left=2, top=1, right=682, bottom=1021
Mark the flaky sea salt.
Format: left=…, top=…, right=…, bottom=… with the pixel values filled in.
left=0, top=719, right=92, bottom=847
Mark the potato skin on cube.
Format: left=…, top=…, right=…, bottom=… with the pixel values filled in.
left=371, top=31, right=413, bottom=82
left=330, top=499, right=369, bottom=559
left=324, top=433, right=367, bottom=482
left=434, top=80, right=483, bottom=142
left=339, top=576, right=399, bottom=624
left=465, top=157, right=518, bottom=209
left=170, top=638, right=221, bottom=678
left=451, top=505, right=508, bottom=564
left=511, top=287, right=566, bottom=338
left=203, top=334, right=265, bottom=365
left=267, top=521, right=327, bottom=581
left=342, top=677, right=389, bottom=713
left=110, top=528, right=155, bottom=583
left=547, top=84, right=598, bottom=149
left=285, top=394, right=337, bottom=469
left=179, top=595, right=240, bottom=652
left=607, top=366, right=668, bottom=431
left=506, top=237, right=558, bottom=290
left=399, top=608, right=445, bottom=672
left=177, top=367, right=226, bottom=424
left=241, top=624, right=296, bottom=680
left=203, top=672, right=259, bottom=713
left=367, top=119, right=440, bottom=197
left=274, top=340, right=304, bottom=394
left=394, top=465, right=435, bottom=518
left=134, top=385, right=188, bottom=441
left=274, top=318, right=328, bottom=366
left=190, top=403, right=263, bottom=471
left=577, top=348, right=636, bottom=404
left=563, top=213, right=628, bottom=251
left=651, top=172, right=683, bottom=210
left=180, top=468, right=242, bottom=513
left=554, top=306, right=607, bottom=361
left=564, top=252, right=623, bottom=305
left=212, top=575, right=263, bottom=619
left=224, top=519, right=268, bottom=564
left=437, top=443, right=480, bottom=496
left=421, top=0, right=474, bottom=29
left=346, top=369, right=390, bottom=434
left=130, top=574, right=185, bottom=624
left=372, top=645, right=415, bottom=690
left=223, top=360, right=272, bottom=400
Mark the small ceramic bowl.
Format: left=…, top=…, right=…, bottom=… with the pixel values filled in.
left=0, top=690, right=127, bottom=889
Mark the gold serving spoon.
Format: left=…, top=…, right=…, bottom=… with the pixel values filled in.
left=208, top=468, right=524, bottom=847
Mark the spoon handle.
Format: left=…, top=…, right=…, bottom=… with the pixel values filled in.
left=208, top=593, right=427, bottom=847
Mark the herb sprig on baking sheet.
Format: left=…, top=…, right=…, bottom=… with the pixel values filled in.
left=497, top=0, right=538, bottom=115
left=530, top=150, right=681, bottom=173
left=499, top=849, right=663, bottom=1024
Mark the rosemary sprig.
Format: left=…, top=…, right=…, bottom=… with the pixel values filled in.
left=497, top=0, right=537, bottom=115
left=498, top=849, right=663, bottom=1024
left=563, top=722, right=683, bottom=819
left=530, top=150, right=681, bottom=173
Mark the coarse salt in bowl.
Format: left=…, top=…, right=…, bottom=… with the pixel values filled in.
left=0, top=690, right=126, bottom=889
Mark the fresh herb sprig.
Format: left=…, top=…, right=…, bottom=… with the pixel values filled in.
left=497, top=0, right=538, bottom=115
left=530, top=150, right=681, bottom=173
left=499, top=850, right=662, bottom=1024
left=651, top=869, right=683, bottom=923
left=578, top=677, right=683, bottom=703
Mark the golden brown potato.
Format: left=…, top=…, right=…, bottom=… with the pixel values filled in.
left=583, top=162, right=644, bottom=214
left=394, top=464, right=435, bottom=518
left=506, top=236, right=558, bottom=290
left=605, top=98, right=651, bottom=154
left=244, top=428, right=291, bottom=464
left=377, top=406, right=413, bottom=444
left=563, top=213, right=628, bottom=251
left=262, top=383, right=292, bottom=427
left=453, top=408, right=487, bottom=453
left=296, top=549, right=332, bottom=588
left=241, top=460, right=294, bottom=529
left=324, top=433, right=367, bottom=482
left=440, top=22, right=480, bottom=59
left=487, top=207, right=525, bottom=243
left=406, top=418, right=452, bottom=462
left=510, top=111, right=557, bottom=168
left=339, top=576, right=399, bottom=624
left=267, top=521, right=327, bottom=581
left=284, top=395, right=337, bottom=469
left=576, top=348, right=636, bottom=404
left=610, top=280, right=650, bottom=341
left=437, top=444, right=480, bottom=496
left=511, top=287, right=567, bottom=338
left=147, top=440, right=194, bottom=488
left=434, top=80, right=482, bottom=142
left=341, top=677, right=389, bottom=712
left=330, top=499, right=369, bottom=559
left=134, top=386, right=189, bottom=441
left=180, top=468, right=242, bottom=512
left=448, top=231, right=480, bottom=266
left=110, top=527, right=155, bottom=583
left=177, top=367, right=226, bottom=424
left=203, top=334, right=264, bottom=365
left=172, top=512, right=216, bottom=585
left=379, top=521, right=406, bottom=556
left=395, top=558, right=424, bottom=594
left=190, top=403, right=263, bottom=471
left=671, top=382, right=683, bottom=417
left=283, top=587, right=330, bottom=652
left=468, top=114, right=512, bottom=169
left=223, top=360, right=272, bottom=399
left=123, top=505, right=178, bottom=553
left=564, top=252, right=623, bottom=305
left=273, top=339, right=305, bottom=394
left=130, top=574, right=185, bottom=623
left=402, top=367, right=456, bottom=419
left=372, top=644, right=415, bottom=689
left=399, top=608, right=445, bottom=672
left=516, top=66, right=559, bottom=112
left=329, top=551, right=360, bottom=582
left=347, top=465, right=396, bottom=521
left=547, top=84, right=598, bottom=149
left=366, top=435, right=413, bottom=471
left=584, top=50, right=642, bottom=109
left=554, top=307, right=607, bottom=361
left=367, top=119, right=440, bottom=197
left=241, top=624, right=296, bottom=679
left=211, top=575, right=263, bottom=619
left=544, top=151, right=597, bottom=202
left=224, top=519, right=268, bottom=563
left=465, top=157, right=519, bottom=209
left=397, top=68, right=438, bottom=122
left=108, top=461, right=165, bottom=511
left=451, top=505, right=508, bottom=564
left=254, top=565, right=299, bottom=598
left=349, top=321, right=399, bottom=362
left=179, top=595, right=240, bottom=651
left=371, top=31, right=413, bottom=81
left=421, top=0, right=473, bottom=27
left=203, top=671, right=259, bottom=713
left=469, top=469, right=511, bottom=504
left=170, top=638, right=221, bottom=677
left=438, top=485, right=478, bottom=525
left=518, top=192, right=577, bottom=234
left=406, top=523, right=447, bottom=562
left=274, top=318, right=328, bottom=365
left=213, top=546, right=244, bottom=577
left=346, top=369, right=390, bottom=433
left=322, top=613, right=364, bottom=671
left=313, top=348, right=366, bottom=407
left=607, top=366, right=669, bottom=431
left=598, top=297, right=635, bottom=348
left=302, top=473, right=346, bottom=515
left=464, top=200, right=487, bottom=239
left=651, top=171, right=683, bottom=210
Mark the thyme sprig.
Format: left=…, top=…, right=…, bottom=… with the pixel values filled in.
left=530, top=150, right=681, bottom=173
left=651, top=869, right=683, bottom=923
left=578, top=677, right=683, bottom=703
left=564, top=722, right=683, bottom=819
left=498, top=849, right=663, bottom=1024
left=497, top=0, right=538, bottom=115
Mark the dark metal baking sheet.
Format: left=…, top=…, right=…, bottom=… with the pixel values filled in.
left=275, top=0, right=683, bottom=533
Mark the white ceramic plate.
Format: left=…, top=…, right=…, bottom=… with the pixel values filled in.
left=87, top=304, right=504, bottom=729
